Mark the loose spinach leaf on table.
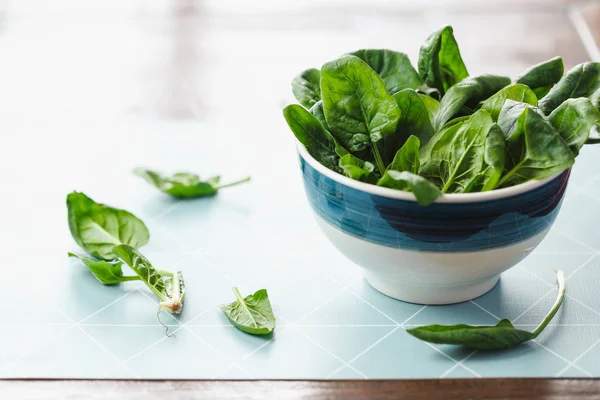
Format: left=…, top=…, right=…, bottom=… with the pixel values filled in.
left=387, top=135, right=420, bottom=174
left=514, top=56, right=564, bottom=99
left=291, top=68, right=321, bottom=109
left=221, top=288, right=276, bottom=335
left=339, top=154, right=378, bottom=184
left=433, top=74, right=511, bottom=131
left=418, top=25, right=469, bottom=94
left=351, top=49, right=422, bottom=95
left=539, top=62, right=600, bottom=115
left=548, top=98, right=600, bottom=154
left=68, top=252, right=138, bottom=285
left=498, top=104, right=575, bottom=187
left=407, top=270, right=566, bottom=350
left=113, top=244, right=185, bottom=313
left=320, top=54, right=401, bottom=172
left=134, top=168, right=250, bottom=199
left=284, top=104, right=347, bottom=172
left=377, top=170, right=442, bottom=206
left=67, top=192, right=149, bottom=261
left=480, top=84, right=538, bottom=121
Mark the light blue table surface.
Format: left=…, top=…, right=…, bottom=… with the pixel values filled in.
left=2, top=118, right=600, bottom=379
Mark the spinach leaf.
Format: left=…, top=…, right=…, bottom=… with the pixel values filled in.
left=220, top=288, right=276, bottom=335
left=539, top=62, right=600, bottom=115
left=433, top=75, right=511, bottom=131
left=416, top=84, right=441, bottom=101
left=377, top=170, right=442, bottom=206
left=380, top=89, right=434, bottom=165
left=351, top=49, right=422, bottom=95
left=68, top=252, right=138, bottom=285
left=419, top=117, right=468, bottom=169
left=498, top=105, right=574, bottom=187
left=418, top=93, right=440, bottom=122
left=418, top=25, right=469, bottom=94
left=134, top=169, right=250, bottom=198
left=113, top=244, right=185, bottom=313
left=291, top=68, right=321, bottom=108
left=320, top=54, right=401, bottom=172
left=477, top=124, right=506, bottom=192
left=588, top=125, right=600, bottom=144
left=339, top=154, right=378, bottom=184
left=548, top=98, right=600, bottom=154
left=387, top=135, right=420, bottom=174
left=515, top=56, right=564, bottom=99
left=284, top=104, right=347, bottom=172
left=421, top=110, right=499, bottom=193
left=481, top=84, right=538, bottom=121
left=309, top=100, right=329, bottom=130
left=407, top=270, right=565, bottom=350
left=67, top=192, right=149, bottom=261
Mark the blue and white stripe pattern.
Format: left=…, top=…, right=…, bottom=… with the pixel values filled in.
left=300, top=155, right=570, bottom=253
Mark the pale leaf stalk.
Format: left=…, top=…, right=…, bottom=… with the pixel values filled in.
left=531, top=269, right=566, bottom=337
left=159, top=270, right=182, bottom=314
left=214, top=176, right=252, bottom=190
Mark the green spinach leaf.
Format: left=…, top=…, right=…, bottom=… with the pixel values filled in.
left=284, top=104, right=347, bottom=172
left=221, top=288, right=276, bottom=335
left=481, top=84, right=538, bottom=121
left=309, top=100, right=329, bottom=130
left=320, top=54, right=401, bottom=172
left=433, top=75, right=511, bottom=131
left=498, top=105, right=574, bottom=187
left=387, top=135, right=420, bottom=174
left=68, top=252, right=138, bottom=285
left=418, top=25, right=469, bottom=94
left=539, top=62, right=600, bottom=115
left=339, top=154, right=378, bottom=184
left=292, top=68, right=321, bottom=108
left=134, top=169, right=250, bottom=198
left=351, top=49, right=422, bottom=95
left=515, top=56, right=564, bottom=99
left=377, top=170, right=442, bottom=206
left=67, top=192, right=149, bottom=261
left=588, top=124, right=600, bottom=144
left=419, top=117, right=468, bottom=169
left=418, top=93, right=440, bottom=122
left=548, top=98, right=600, bottom=154
left=407, top=270, right=565, bottom=350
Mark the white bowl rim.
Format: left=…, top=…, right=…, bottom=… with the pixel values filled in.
left=297, top=142, right=566, bottom=204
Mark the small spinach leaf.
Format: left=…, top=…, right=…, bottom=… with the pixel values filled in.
left=291, top=68, right=321, bottom=108
left=134, top=169, right=250, bottom=198
left=309, top=100, right=329, bottom=130
left=539, top=62, right=600, bottom=115
left=320, top=54, right=401, bottom=172
left=418, top=93, right=440, bottom=122
left=481, top=84, right=538, bottom=121
left=418, top=25, right=469, bottom=94
left=68, top=253, right=138, bottom=285
left=221, top=288, right=276, bottom=335
left=433, top=75, right=511, bottom=131
left=548, top=98, right=600, bottom=155
left=407, top=270, right=565, bottom=350
left=387, top=135, right=420, bottom=174
left=377, top=170, right=442, bottom=206
left=515, top=56, right=564, bottom=99
left=419, top=117, right=468, bottom=170
left=351, top=49, right=422, bottom=95
left=339, top=154, right=378, bottom=184
left=498, top=105, right=574, bottom=187
left=67, top=192, right=149, bottom=261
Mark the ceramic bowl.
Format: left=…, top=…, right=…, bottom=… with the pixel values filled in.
left=297, top=144, right=570, bottom=305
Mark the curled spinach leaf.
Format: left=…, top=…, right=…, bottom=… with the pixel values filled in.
left=292, top=68, right=321, bottom=109
left=418, top=25, right=469, bottom=94
left=498, top=104, right=574, bottom=187
left=221, top=288, right=276, bottom=335
left=407, top=270, right=565, bottom=350
left=515, top=56, right=564, bottom=99
left=284, top=104, right=347, bottom=172
left=539, top=62, right=600, bottom=115
left=548, top=98, right=600, bottom=155
left=377, top=170, right=442, bottom=206
left=134, top=169, right=250, bottom=198
left=320, top=54, right=401, bottom=172
left=481, top=84, right=538, bottom=121
left=67, top=192, right=149, bottom=261
left=433, top=74, right=511, bottom=131
left=387, top=135, right=420, bottom=174
left=68, top=252, right=138, bottom=285
left=339, top=154, right=378, bottom=184
left=351, top=49, right=422, bottom=95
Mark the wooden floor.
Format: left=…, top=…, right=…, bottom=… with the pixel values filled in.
left=1, top=0, right=600, bottom=398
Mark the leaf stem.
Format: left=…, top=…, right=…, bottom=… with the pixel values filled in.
left=371, top=144, right=386, bottom=175
left=120, top=276, right=141, bottom=282
left=156, top=269, right=173, bottom=277
left=232, top=287, right=244, bottom=304
left=531, top=269, right=566, bottom=337
left=215, top=176, right=251, bottom=190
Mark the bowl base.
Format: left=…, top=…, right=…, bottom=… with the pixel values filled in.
left=364, top=272, right=499, bottom=305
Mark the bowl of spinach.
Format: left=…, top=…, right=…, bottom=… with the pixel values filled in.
left=284, top=26, right=600, bottom=305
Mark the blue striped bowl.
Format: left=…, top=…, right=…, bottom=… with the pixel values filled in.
left=298, top=144, right=570, bottom=304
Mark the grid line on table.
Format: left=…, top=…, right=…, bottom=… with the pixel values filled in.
left=439, top=349, right=479, bottom=378
left=531, top=340, right=592, bottom=377
left=556, top=337, right=600, bottom=377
